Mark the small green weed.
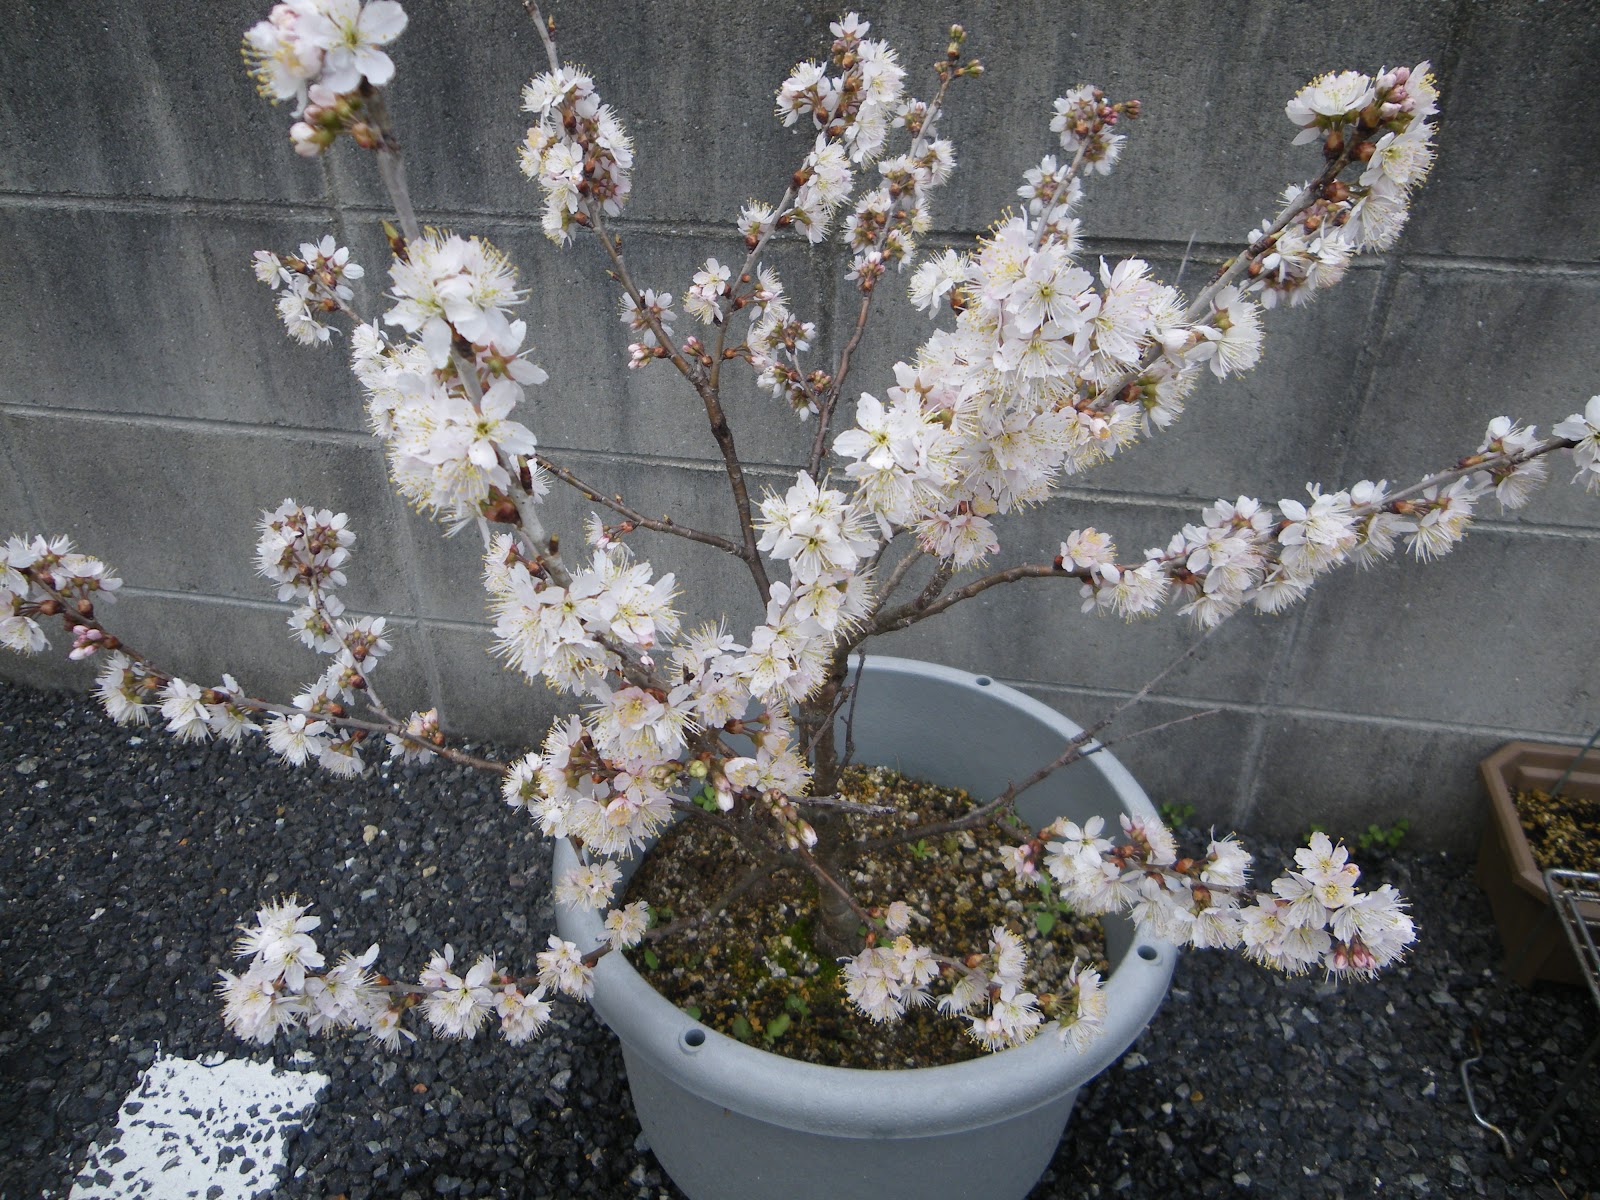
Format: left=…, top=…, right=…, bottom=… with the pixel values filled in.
left=1356, top=818, right=1410, bottom=854
left=1158, top=801, right=1196, bottom=828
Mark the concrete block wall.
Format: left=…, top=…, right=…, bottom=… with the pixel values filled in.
left=4, top=1, right=1598, bottom=850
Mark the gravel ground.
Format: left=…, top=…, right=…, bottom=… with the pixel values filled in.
left=1, top=678, right=1595, bottom=1200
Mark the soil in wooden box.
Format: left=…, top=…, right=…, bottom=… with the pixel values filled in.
left=1512, top=787, right=1600, bottom=873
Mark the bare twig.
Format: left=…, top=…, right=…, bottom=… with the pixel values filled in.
left=521, top=0, right=561, bottom=73
left=793, top=791, right=896, bottom=815
left=643, top=862, right=776, bottom=941
left=586, top=207, right=773, bottom=603
left=845, top=624, right=1225, bottom=854
left=874, top=545, right=926, bottom=607
left=794, top=846, right=877, bottom=924
left=872, top=562, right=1064, bottom=633
left=710, top=183, right=797, bottom=395
left=841, top=649, right=867, bottom=770
left=807, top=291, right=876, bottom=478
left=848, top=707, right=1222, bottom=854
left=535, top=454, right=746, bottom=558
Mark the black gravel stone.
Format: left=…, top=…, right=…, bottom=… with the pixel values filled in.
left=0, top=679, right=1595, bottom=1199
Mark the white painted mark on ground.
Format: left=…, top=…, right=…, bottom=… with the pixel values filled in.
left=70, top=1051, right=329, bottom=1200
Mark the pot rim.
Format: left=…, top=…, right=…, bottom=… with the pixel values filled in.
left=557, top=656, right=1176, bottom=1140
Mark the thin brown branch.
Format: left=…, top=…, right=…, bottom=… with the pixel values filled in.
left=521, top=0, right=562, bottom=74
left=848, top=707, right=1222, bottom=855
left=511, top=7, right=767, bottom=598
left=1087, top=149, right=1352, bottom=414
left=1075, top=620, right=1226, bottom=744
left=840, top=649, right=868, bottom=771
left=793, top=791, right=896, bottom=815
left=711, top=184, right=797, bottom=394
left=794, top=846, right=876, bottom=924
left=874, top=545, right=927, bottom=607
left=535, top=454, right=747, bottom=558
left=24, top=570, right=507, bottom=775
left=807, top=292, right=874, bottom=478
left=1383, top=436, right=1574, bottom=507
left=236, top=698, right=507, bottom=774
left=643, top=862, right=776, bottom=944
left=585, top=207, right=773, bottom=603
left=845, top=626, right=1227, bottom=856
left=872, top=558, right=1031, bottom=633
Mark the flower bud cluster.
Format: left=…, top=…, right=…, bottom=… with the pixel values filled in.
left=744, top=268, right=825, bottom=414
left=518, top=66, right=635, bottom=243
left=838, top=915, right=1107, bottom=1055
left=1, top=535, right=122, bottom=656
left=242, top=1, right=408, bottom=154
left=618, top=288, right=677, bottom=368
left=252, top=236, right=364, bottom=345
left=1050, top=85, right=1137, bottom=176
left=252, top=500, right=437, bottom=773
left=839, top=129, right=955, bottom=290
left=256, top=499, right=353, bottom=604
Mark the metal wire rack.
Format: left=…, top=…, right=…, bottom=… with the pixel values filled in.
left=1462, top=869, right=1600, bottom=1158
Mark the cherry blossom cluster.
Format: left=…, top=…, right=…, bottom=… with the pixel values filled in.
left=840, top=915, right=1108, bottom=1054
left=216, top=896, right=603, bottom=1048
left=518, top=66, right=635, bottom=243
left=748, top=18, right=966, bottom=412
left=351, top=230, right=547, bottom=528
left=775, top=14, right=909, bottom=240
left=252, top=236, right=365, bottom=345
left=996, top=817, right=1415, bottom=981
left=242, top=0, right=409, bottom=156
left=2, top=537, right=265, bottom=743
left=1555, top=397, right=1600, bottom=493
left=1252, top=64, right=1438, bottom=306
left=606, top=16, right=967, bottom=418
left=1065, top=410, right=1577, bottom=628
left=840, top=65, right=1437, bottom=575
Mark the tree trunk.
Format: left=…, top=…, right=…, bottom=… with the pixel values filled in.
left=800, top=645, right=864, bottom=954
left=810, top=832, right=865, bottom=956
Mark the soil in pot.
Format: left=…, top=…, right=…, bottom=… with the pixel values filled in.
left=1512, top=787, right=1600, bottom=872
left=620, top=764, right=1108, bottom=1069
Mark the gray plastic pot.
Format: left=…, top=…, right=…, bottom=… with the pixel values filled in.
left=555, top=655, right=1175, bottom=1200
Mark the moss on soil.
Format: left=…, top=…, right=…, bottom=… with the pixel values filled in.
left=621, top=764, right=1108, bottom=1069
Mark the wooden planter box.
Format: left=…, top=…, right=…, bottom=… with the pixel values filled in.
left=1476, top=741, right=1600, bottom=986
